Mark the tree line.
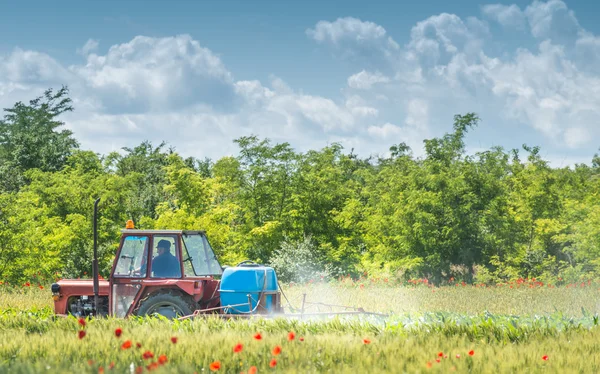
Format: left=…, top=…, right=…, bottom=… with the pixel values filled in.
left=1, top=87, right=599, bottom=285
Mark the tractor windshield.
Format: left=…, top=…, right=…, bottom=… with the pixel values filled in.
left=182, top=233, right=223, bottom=276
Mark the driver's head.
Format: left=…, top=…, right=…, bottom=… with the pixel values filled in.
left=157, top=239, right=171, bottom=255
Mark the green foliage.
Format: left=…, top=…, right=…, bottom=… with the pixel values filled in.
left=2, top=88, right=600, bottom=286
left=0, top=86, right=79, bottom=191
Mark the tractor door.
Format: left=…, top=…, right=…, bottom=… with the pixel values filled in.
left=110, top=235, right=149, bottom=317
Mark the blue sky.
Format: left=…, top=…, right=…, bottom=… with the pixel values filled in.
left=1, top=0, right=599, bottom=166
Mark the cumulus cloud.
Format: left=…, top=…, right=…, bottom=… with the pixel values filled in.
left=347, top=70, right=390, bottom=89
left=306, top=17, right=400, bottom=71
left=0, top=34, right=363, bottom=159
left=77, top=39, right=99, bottom=56
left=482, top=4, right=527, bottom=30
left=320, top=0, right=600, bottom=161
left=2, top=0, right=600, bottom=166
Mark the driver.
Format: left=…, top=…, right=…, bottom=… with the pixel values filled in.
left=151, top=239, right=181, bottom=277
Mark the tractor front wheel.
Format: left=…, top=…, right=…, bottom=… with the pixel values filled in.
left=135, top=292, right=195, bottom=319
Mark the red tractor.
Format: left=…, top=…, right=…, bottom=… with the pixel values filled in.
left=51, top=199, right=282, bottom=319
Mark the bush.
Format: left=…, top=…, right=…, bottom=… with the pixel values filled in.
left=268, top=236, right=335, bottom=283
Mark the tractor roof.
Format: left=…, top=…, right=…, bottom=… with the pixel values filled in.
left=120, top=230, right=207, bottom=235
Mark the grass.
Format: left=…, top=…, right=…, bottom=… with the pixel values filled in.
left=0, top=282, right=599, bottom=373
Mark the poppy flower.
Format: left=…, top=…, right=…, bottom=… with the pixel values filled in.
left=455, top=354, right=461, bottom=359
left=171, top=336, right=178, bottom=344
left=25, top=282, right=30, bottom=287
left=299, top=337, right=304, bottom=342
left=135, top=367, right=143, bottom=374
left=542, top=355, right=549, bottom=361
left=146, top=362, right=159, bottom=371
left=88, top=360, right=94, bottom=366
left=436, top=359, right=441, bottom=363
left=78, top=318, right=86, bottom=327
left=438, top=352, right=443, bottom=357
left=426, top=362, right=432, bottom=368
left=272, top=345, right=282, bottom=355
left=468, top=350, right=475, bottom=356
left=39, top=285, right=44, bottom=290
left=209, top=361, right=221, bottom=371
left=136, top=342, right=142, bottom=348
left=78, top=330, right=86, bottom=339
left=142, top=351, right=154, bottom=360
left=122, top=340, right=133, bottom=350
left=98, top=367, right=104, bottom=374
left=115, top=328, right=123, bottom=338
left=253, top=332, right=262, bottom=340
left=233, top=343, right=243, bottom=353
left=269, top=359, right=277, bottom=368
left=109, top=362, right=115, bottom=369
left=248, top=366, right=257, bottom=374
left=158, top=355, right=168, bottom=365
left=288, top=331, right=296, bottom=341
left=363, top=338, right=371, bottom=344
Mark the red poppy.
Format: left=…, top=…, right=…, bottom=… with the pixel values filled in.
left=438, top=352, right=443, bottom=357
left=78, top=330, right=86, bottom=339
left=109, top=362, right=115, bottom=369
left=98, top=367, right=104, bottom=374
left=78, top=318, right=86, bottom=327
left=436, top=359, right=441, bottom=363
left=248, top=366, right=257, bottom=374
left=299, top=337, right=304, bottom=342
left=253, top=332, right=262, bottom=340
left=122, top=340, right=133, bottom=350
left=171, top=336, right=178, bottom=344
left=136, top=342, right=142, bottom=348
left=288, top=331, right=296, bottom=341
left=158, top=355, right=168, bottom=365
left=146, top=362, right=159, bottom=371
left=426, top=362, right=432, bottom=368
left=142, top=351, right=154, bottom=360
left=233, top=343, right=243, bottom=353
left=542, top=355, right=549, bottom=361
left=269, top=359, right=277, bottom=368
left=135, top=367, right=143, bottom=374
left=115, top=328, right=123, bottom=338
left=209, top=361, right=221, bottom=372
left=272, top=345, right=282, bottom=356
left=363, top=338, right=371, bottom=344
left=25, top=282, right=30, bottom=287
left=468, top=350, right=474, bottom=356
left=39, top=285, right=44, bottom=290
left=455, top=354, right=461, bottom=359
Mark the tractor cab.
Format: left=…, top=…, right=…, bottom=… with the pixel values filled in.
left=52, top=220, right=225, bottom=319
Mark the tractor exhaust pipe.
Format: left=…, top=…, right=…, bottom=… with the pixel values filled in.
left=92, top=197, right=100, bottom=316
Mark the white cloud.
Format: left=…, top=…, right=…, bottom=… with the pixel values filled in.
left=347, top=70, right=390, bottom=89
left=0, top=34, right=364, bottom=160
left=318, top=1, right=600, bottom=158
left=482, top=4, right=527, bottom=30
left=2, top=0, right=600, bottom=166
left=77, top=39, right=99, bottom=56
left=524, top=0, right=580, bottom=43
left=368, top=122, right=402, bottom=138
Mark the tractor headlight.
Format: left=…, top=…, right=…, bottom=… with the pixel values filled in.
left=51, top=283, right=61, bottom=301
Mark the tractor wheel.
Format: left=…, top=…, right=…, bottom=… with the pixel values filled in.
left=135, top=292, right=195, bottom=319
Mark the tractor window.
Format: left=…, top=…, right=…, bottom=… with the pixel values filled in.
left=114, top=236, right=148, bottom=278
left=150, top=236, right=182, bottom=278
left=182, top=234, right=223, bottom=276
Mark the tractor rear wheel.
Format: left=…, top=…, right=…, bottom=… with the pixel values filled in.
left=135, top=292, right=195, bottom=319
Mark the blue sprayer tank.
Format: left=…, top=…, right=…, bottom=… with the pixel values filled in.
left=219, top=262, right=279, bottom=314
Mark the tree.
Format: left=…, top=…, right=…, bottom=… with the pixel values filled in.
left=0, top=86, right=79, bottom=191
